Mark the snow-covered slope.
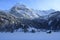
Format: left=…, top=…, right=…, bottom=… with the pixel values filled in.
left=34, top=9, right=55, bottom=16
left=0, top=32, right=60, bottom=40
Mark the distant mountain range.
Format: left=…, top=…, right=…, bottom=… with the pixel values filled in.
left=0, top=4, right=60, bottom=32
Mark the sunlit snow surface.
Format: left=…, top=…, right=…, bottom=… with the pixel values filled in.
left=0, top=32, right=60, bottom=40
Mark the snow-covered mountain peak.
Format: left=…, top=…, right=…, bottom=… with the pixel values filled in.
left=14, top=3, right=26, bottom=9
left=10, top=4, right=40, bottom=19
left=10, top=4, right=56, bottom=20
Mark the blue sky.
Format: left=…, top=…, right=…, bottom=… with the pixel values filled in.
left=0, top=0, right=60, bottom=10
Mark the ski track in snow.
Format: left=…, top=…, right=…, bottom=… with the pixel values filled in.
left=0, top=32, right=60, bottom=40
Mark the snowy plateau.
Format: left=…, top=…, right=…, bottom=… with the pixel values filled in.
left=0, top=32, right=60, bottom=40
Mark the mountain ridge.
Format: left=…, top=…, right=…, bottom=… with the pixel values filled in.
left=0, top=4, right=60, bottom=32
